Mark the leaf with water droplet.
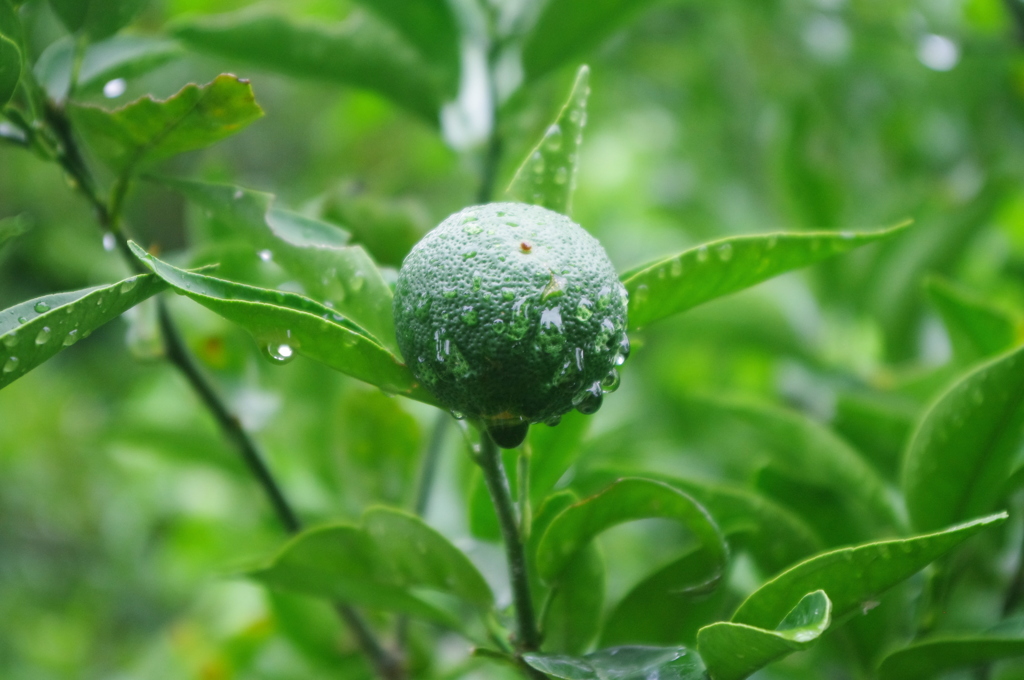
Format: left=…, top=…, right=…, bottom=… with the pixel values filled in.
left=621, top=220, right=912, bottom=330
left=68, top=74, right=263, bottom=176
left=697, top=590, right=831, bottom=680
left=128, top=241, right=433, bottom=404
left=730, top=512, right=1006, bottom=630
left=522, top=645, right=705, bottom=680
left=0, top=273, right=166, bottom=390
left=507, top=65, right=590, bottom=217
left=159, top=178, right=399, bottom=354
left=903, top=344, right=1024, bottom=531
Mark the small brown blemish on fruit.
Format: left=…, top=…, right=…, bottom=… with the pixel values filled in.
left=520, top=241, right=533, bottom=253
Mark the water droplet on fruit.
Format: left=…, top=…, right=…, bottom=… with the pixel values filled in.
left=492, top=318, right=506, bottom=335
left=717, top=243, right=733, bottom=261
left=616, top=335, right=631, bottom=365
left=602, top=368, right=621, bottom=392
left=35, top=327, right=51, bottom=345
left=450, top=410, right=465, bottom=420
left=3, top=356, right=18, bottom=373
left=462, top=307, right=478, bottom=326
left=573, top=382, right=603, bottom=415
left=575, top=347, right=585, bottom=371
left=545, top=415, right=562, bottom=427
left=575, top=299, right=593, bottom=321
left=543, top=124, right=563, bottom=151
left=540, top=307, right=563, bottom=332
left=63, top=330, right=79, bottom=346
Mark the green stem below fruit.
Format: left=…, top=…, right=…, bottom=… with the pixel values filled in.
left=477, top=430, right=542, bottom=651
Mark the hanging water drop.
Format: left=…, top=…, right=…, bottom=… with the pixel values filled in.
left=573, top=382, right=603, bottom=415
left=544, top=414, right=562, bottom=427
left=263, top=343, right=295, bottom=364
left=450, top=410, right=465, bottom=420
left=602, top=368, right=621, bottom=393
left=35, top=327, right=51, bottom=345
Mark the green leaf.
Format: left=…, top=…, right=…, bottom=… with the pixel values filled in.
left=877, top=633, right=1024, bottom=680
left=252, top=508, right=492, bottom=626
left=128, top=242, right=433, bottom=403
left=172, top=11, right=445, bottom=123
left=320, top=189, right=429, bottom=268
left=69, top=74, right=263, bottom=175
left=903, top=344, right=1024, bottom=531
left=579, top=468, right=821, bottom=575
left=622, top=221, right=912, bottom=330
left=160, top=178, right=398, bottom=353
left=731, top=512, right=1007, bottom=629
left=34, top=34, right=182, bottom=101
left=350, top=0, right=459, bottom=90
left=523, top=646, right=706, bottom=680
left=0, top=33, right=20, bottom=109
left=0, top=273, right=167, bottom=390
left=925, top=276, right=1018, bottom=363
left=528, top=491, right=606, bottom=655
left=697, top=591, right=831, bottom=680
left=362, top=508, right=493, bottom=608
left=249, top=524, right=459, bottom=627
left=601, top=546, right=728, bottom=648
left=521, top=0, right=658, bottom=83
left=48, top=0, right=147, bottom=41
left=0, top=214, right=29, bottom=251
left=686, top=396, right=900, bottom=528
left=536, top=478, right=727, bottom=583
left=528, top=409, right=590, bottom=505
left=507, top=65, right=590, bottom=216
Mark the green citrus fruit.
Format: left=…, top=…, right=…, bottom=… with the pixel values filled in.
left=393, top=202, right=629, bottom=448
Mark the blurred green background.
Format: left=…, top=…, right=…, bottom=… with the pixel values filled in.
left=3, top=0, right=1024, bottom=678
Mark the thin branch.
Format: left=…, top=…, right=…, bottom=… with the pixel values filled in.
left=477, top=432, right=541, bottom=651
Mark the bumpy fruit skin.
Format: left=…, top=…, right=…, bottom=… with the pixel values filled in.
left=393, top=203, right=628, bottom=432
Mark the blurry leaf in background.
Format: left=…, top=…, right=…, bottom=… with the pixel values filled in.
left=925, top=276, right=1018, bottom=364
left=536, top=478, right=727, bottom=584
left=601, top=546, right=727, bottom=648
left=159, top=177, right=398, bottom=353
left=69, top=74, right=262, bottom=175
left=350, top=0, right=460, bottom=93
left=903, top=344, right=1024, bottom=532
left=507, top=65, right=589, bottom=216
left=0, top=273, right=166, bottom=390
left=623, top=222, right=912, bottom=330
left=697, top=590, right=831, bottom=680
left=528, top=409, right=590, bottom=505
left=320, top=186, right=430, bottom=268
left=33, top=35, right=182, bottom=102
left=48, top=0, right=147, bottom=41
left=0, top=33, right=20, bottom=109
left=731, top=512, right=1007, bottom=629
left=523, top=645, right=705, bottom=680
left=172, top=10, right=447, bottom=124
left=129, top=242, right=432, bottom=402
left=530, top=490, right=605, bottom=655
left=877, top=632, right=1024, bottom=680
left=336, top=387, right=420, bottom=508
left=683, top=396, right=899, bottom=532
left=831, top=389, right=918, bottom=481
left=0, top=214, right=29, bottom=252
left=521, top=0, right=657, bottom=83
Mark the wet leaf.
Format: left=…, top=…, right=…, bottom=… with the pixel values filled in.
left=161, top=178, right=397, bottom=353
left=0, top=33, right=20, bottom=109
left=172, top=11, right=445, bottom=123
left=507, top=65, right=590, bottom=216
left=731, top=513, right=1007, bottom=629
left=698, top=590, right=831, bottom=680
left=523, top=646, right=705, bottom=680
left=622, top=221, right=912, bottom=330
left=903, top=344, right=1024, bottom=531
left=128, top=242, right=433, bottom=403
left=69, top=74, right=263, bottom=175
left=0, top=273, right=166, bottom=390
